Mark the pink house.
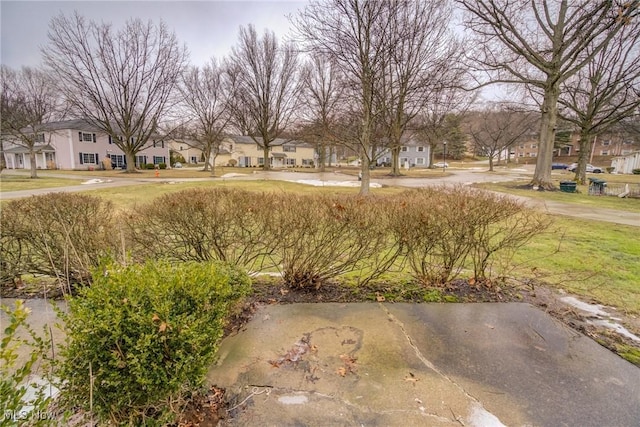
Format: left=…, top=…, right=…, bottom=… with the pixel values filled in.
left=2, top=119, right=169, bottom=170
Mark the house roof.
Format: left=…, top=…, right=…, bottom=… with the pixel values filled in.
left=3, top=144, right=56, bottom=154
left=229, top=135, right=314, bottom=148
left=271, top=152, right=287, bottom=158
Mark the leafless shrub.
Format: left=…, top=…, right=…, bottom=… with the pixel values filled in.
left=0, top=193, right=117, bottom=287
left=388, top=186, right=549, bottom=285
left=126, top=188, right=278, bottom=271
left=388, top=187, right=473, bottom=284
left=272, top=194, right=399, bottom=289
left=465, top=191, right=551, bottom=281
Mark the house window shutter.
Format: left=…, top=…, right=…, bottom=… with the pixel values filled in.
left=78, top=132, right=82, bottom=142
left=96, top=153, right=99, bottom=164
left=108, top=136, right=112, bottom=144
left=79, top=153, right=84, bottom=164
left=93, top=133, right=96, bottom=143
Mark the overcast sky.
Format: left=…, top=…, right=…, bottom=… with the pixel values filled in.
left=0, top=0, right=307, bottom=68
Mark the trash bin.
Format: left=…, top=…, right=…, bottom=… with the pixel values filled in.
left=559, top=181, right=577, bottom=193
left=588, top=178, right=607, bottom=195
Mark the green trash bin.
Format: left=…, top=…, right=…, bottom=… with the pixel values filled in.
left=559, top=181, right=577, bottom=193
left=588, top=178, right=606, bottom=195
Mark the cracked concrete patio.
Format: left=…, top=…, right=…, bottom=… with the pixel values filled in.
left=207, top=303, right=640, bottom=426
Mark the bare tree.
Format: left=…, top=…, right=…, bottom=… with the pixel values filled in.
left=43, top=13, right=188, bottom=173
left=0, top=65, right=62, bottom=178
left=375, top=0, right=457, bottom=176
left=558, top=25, right=640, bottom=184
left=458, top=0, right=637, bottom=189
left=300, top=55, right=343, bottom=171
left=227, top=25, right=300, bottom=171
left=467, top=104, right=536, bottom=171
left=293, top=0, right=391, bottom=195
left=178, top=58, right=233, bottom=176
left=414, top=81, right=474, bottom=167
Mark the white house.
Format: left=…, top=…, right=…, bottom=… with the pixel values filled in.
left=611, top=151, right=640, bottom=174
left=2, top=119, right=170, bottom=170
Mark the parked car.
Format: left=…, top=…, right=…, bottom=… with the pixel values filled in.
left=173, top=162, right=183, bottom=168
left=567, top=163, right=604, bottom=173
left=552, top=163, right=568, bottom=170
left=433, top=162, right=449, bottom=168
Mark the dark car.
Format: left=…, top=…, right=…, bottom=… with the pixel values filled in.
left=552, top=163, right=568, bottom=170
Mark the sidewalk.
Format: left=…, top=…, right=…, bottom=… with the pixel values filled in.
left=208, top=303, right=640, bottom=426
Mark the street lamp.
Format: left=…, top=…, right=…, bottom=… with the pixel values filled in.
left=442, top=141, right=447, bottom=173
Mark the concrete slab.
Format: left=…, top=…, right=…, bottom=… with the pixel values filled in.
left=207, top=303, right=640, bottom=426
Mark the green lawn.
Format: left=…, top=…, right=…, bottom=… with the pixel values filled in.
left=475, top=180, right=640, bottom=213
left=0, top=175, right=84, bottom=192
left=511, top=217, right=640, bottom=314
left=90, top=179, right=402, bottom=210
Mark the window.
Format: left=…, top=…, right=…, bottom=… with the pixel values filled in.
left=530, top=144, right=537, bottom=149
left=531, top=152, right=537, bottom=157
left=35, top=133, right=45, bottom=143
left=417, top=146, right=425, bottom=152
left=190, top=156, right=198, bottom=163
left=519, top=145, right=524, bottom=149
left=518, top=153, right=524, bottom=157
left=283, top=145, right=296, bottom=152
left=621, top=150, right=631, bottom=155
left=79, top=152, right=98, bottom=164
left=136, top=156, right=147, bottom=167
left=600, top=150, right=609, bottom=156
left=110, top=154, right=125, bottom=168
left=258, top=157, right=264, bottom=165
left=416, top=158, right=425, bottom=165
left=401, top=146, right=408, bottom=152
left=285, top=158, right=296, bottom=166
left=400, top=157, right=408, bottom=165
left=623, top=140, right=633, bottom=145
left=79, top=132, right=96, bottom=142
left=302, top=159, right=313, bottom=166
left=153, top=156, right=166, bottom=164
left=602, top=140, right=611, bottom=146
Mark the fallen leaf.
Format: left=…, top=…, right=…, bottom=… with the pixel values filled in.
left=468, top=278, right=476, bottom=286
left=337, top=367, right=347, bottom=377
left=280, top=288, right=289, bottom=296
left=152, top=313, right=160, bottom=322
left=376, top=293, right=385, bottom=302
left=159, top=322, right=171, bottom=333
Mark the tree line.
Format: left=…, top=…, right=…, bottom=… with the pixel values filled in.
left=1, top=0, right=638, bottom=191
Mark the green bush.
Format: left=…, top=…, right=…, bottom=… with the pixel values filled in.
left=0, top=193, right=117, bottom=288
left=158, top=163, right=167, bottom=170
left=633, top=169, right=640, bottom=175
left=145, top=163, right=156, bottom=170
left=1, top=300, right=54, bottom=426
left=56, top=259, right=251, bottom=425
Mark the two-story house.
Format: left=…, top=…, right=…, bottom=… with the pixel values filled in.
left=2, top=119, right=170, bottom=171
left=215, top=135, right=316, bottom=168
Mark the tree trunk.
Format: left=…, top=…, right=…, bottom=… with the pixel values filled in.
left=125, top=151, right=136, bottom=173
left=531, top=85, right=560, bottom=190
left=262, top=145, right=271, bottom=171
left=29, top=151, right=38, bottom=178
left=317, top=142, right=326, bottom=172
left=488, top=155, right=494, bottom=172
left=202, top=146, right=211, bottom=172
left=359, top=155, right=371, bottom=196
left=575, top=130, right=594, bottom=185
left=390, top=146, right=401, bottom=176
left=429, top=142, right=436, bottom=168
